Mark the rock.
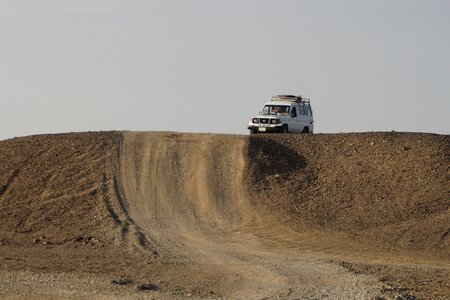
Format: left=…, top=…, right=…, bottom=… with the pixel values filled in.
left=111, top=278, right=133, bottom=286
left=73, top=236, right=84, bottom=242
left=137, top=283, right=159, bottom=291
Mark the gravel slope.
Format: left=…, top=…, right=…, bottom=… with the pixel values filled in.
left=0, top=131, right=448, bottom=299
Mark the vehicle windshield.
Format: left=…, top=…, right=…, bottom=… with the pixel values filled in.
left=261, top=105, right=290, bottom=116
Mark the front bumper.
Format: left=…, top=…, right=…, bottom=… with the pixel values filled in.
left=248, top=125, right=284, bottom=133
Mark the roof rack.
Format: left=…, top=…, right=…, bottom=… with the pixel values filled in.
left=271, top=95, right=311, bottom=105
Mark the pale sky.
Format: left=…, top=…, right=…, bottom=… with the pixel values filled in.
left=1, top=0, right=449, bottom=140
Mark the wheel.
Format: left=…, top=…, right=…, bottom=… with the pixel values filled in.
left=280, top=125, right=289, bottom=133
left=249, top=129, right=257, bottom=135
left=302, top=126, right=310, bottom=134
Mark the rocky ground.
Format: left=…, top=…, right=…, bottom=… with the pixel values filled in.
left=0, top=131, right=448, bottom=299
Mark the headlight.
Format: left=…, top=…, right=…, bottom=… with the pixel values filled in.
left=270, top=119, right=280, bottom=124
left=252, top=118, right=259, bottom=123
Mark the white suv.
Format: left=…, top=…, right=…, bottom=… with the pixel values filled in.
left=247, top=95, right=314, bottom=134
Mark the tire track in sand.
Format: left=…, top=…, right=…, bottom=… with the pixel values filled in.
left=117, top=131, right=379, bottom=299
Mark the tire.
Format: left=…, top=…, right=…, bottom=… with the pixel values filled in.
left=249, top=129, right=257, bottom=135
left=280, top=125, right=289, bottom=133
left=302, top=126, right=310, bottom=134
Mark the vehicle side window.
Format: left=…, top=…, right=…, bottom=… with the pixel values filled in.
left=305, top=106, right=311, bottom=116
left=299, top=106, right=305, bottom=116
left=291, top=107, right=297, bottom=117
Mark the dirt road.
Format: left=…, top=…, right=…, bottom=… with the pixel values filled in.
left=0, top=131, right=448, bottom=299
left=118, top=132, right=378, bottom=298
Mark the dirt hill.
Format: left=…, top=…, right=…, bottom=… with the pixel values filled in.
left=247, top=132, right=449, bottom=256
left=0, top=131, right=448, bottom=299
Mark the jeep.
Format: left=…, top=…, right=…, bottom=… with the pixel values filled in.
left=247, top=95, right=314, bottom=134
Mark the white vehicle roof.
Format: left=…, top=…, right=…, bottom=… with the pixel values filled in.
left=264, top=101, right=296, bottom=106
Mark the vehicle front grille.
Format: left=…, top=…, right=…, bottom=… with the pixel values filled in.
left=260, top=118, right=269, bottom=124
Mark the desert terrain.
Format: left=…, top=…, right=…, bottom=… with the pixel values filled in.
left=0, top=131, right=448, bottom=299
